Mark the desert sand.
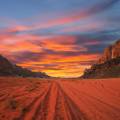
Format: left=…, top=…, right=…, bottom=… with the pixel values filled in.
left=0, top=77, right=120, bottom=120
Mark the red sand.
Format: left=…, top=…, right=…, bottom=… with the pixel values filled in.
left=0, top=77, right=120, bottom=120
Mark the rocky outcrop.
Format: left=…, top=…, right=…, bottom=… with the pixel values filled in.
left=82, top=57, right=120, bottom=78
left=82, top=39, right=120, bottom=78
left=98, top=40, right=120, bottom=64
left=0, top=55, right=50, bottom=78
left=112, top=40, right=120, bottom=58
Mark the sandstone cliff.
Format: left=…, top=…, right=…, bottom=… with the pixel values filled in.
left=82, top=39, right=120, bottom=78
left=98, top=40, right=120, bottom=64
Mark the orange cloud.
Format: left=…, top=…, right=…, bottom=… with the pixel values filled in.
left=0, top=33, right=44, bottom=53
left=40, top=35, right=87, bottom=52
left=0, top=31, right=101, bottom=78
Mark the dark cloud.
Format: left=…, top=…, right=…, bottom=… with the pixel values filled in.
left=85, top=0, right=120, bottom=16
left=11, top=51, right=45, bottom=63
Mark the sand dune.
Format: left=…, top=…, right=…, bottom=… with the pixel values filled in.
left=0, top=77, right=120, bottom=120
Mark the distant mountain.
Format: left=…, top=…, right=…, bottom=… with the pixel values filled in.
left=0, top=55, right=50, bottom=78
left=82, top=39, right=120, bottom=78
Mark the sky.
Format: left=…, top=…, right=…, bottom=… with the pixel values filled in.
left=0, top=0, right=120, bottom=78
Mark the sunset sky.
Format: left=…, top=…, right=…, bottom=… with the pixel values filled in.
left=0, top=0, right=120, bottom=77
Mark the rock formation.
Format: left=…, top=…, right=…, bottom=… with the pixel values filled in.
left=98, top=40, right=120, bottom=64
left=82, top=39, right=120, bottom=78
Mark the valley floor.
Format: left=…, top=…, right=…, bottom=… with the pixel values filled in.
left=0, top=77, right=120, bottom=120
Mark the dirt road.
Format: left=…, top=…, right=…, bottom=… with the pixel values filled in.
left=0, top=77, right=120, bottom=120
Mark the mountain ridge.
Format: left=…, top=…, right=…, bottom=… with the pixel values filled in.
left=0, top=54, right=50, bottom=78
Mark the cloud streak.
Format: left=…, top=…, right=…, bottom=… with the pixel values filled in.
left=1, top=0, right=118, bottom=34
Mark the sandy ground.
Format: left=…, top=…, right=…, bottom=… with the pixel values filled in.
left=0, top=77, right=120, bottom=120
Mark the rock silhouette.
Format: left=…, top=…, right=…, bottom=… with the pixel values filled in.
left=0, top=55, right=49, bottom=78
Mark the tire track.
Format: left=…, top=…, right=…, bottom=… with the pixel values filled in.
left=14, top=82, right=51, bottom=120
left=60, top=81, right=120, bottom=120
left=53, top=87, right=70, bottom=120
left=30, top=82, right=53, bottom=120
left=43, top=82, right=59, bottom=120
left=56, top=82, right=89, bottom=120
